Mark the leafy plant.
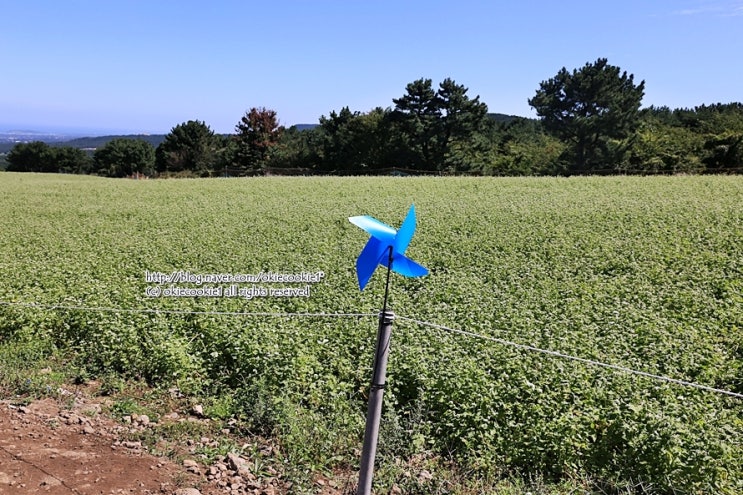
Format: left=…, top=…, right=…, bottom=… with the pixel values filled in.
left=0, top=173, right=741, bottom=493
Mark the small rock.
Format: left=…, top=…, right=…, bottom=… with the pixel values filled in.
left=39, top=475, right=61, bottom=487
left=174, top=489, right=201, bottom=495
left=183, top=459, right=200, bottom=474
left=19, top=406, right=30, bottom=414
left=82, top=425, right=95, bottom=435
left=122, top=441, right=141, bottom=449
left=82, top=404, right=101, bottom=415
left=192, top=404, right=204, bottom=417
left=137, top=414, right=150, bottom=426
left=227, top=452, right=251, bottom=478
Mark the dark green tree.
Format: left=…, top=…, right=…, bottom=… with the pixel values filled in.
left=488, top=118, right=565, bottom=176
left=629, top=103, right=743, bottom=173
left=703, top=133, right=743, bottom=172
left=316, top=107, right=395, bottom=173
left=6, top=141, right=56, bottom=172
left=233, top=107, right=284, bottom=173
left=528, top=58, right=645, bottom=173
left=392, top=78, right=491, bottom=172
left=691, top=104, right=743, bottom=172
left=213, top=134, right=241, bottom=176
left=156, top=120, right=219, bottom=176
left=317, top=107, right=359, bottom=173
left=354, top=107, right=397, bottom=171
left=263, top=126, right=322, bottom=173
left=680, top=103, right=743, bottom=134
left=625, top=117, right=704, bottom=174
left=54, top=146, right=92, bottom=174
left=93, top=138, right=155, bottom=177
left=391, top=79, right=441, bottom=170
left=436, top=78, right=492, bottom=172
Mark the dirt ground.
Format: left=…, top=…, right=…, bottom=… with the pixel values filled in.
left=0, top=395, right=222, bottom=495
left=0, top=392, right=341, bottom=495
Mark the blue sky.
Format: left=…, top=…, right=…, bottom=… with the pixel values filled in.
left=1, top=0, right=741, bottom=134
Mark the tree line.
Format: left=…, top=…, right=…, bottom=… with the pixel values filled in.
left=5, top=58, right=743, bottom=177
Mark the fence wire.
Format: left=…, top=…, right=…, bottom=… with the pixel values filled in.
left=0, top=300, right=375, bottom=319
left=1, top=299, right=741, bottom=400
left=396, top=316, right=743, bottom=400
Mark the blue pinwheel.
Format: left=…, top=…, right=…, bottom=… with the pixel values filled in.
left=349, top=205, right=429, bottom=494
left=349, top=204, right=428, bottom=291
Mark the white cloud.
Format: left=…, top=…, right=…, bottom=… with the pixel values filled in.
left=673, top=1, right=743, bottom=16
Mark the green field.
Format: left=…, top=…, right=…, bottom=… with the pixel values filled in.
left=1, top=173, right=741, bottom=493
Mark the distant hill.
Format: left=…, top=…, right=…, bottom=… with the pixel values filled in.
left=292, top=124, right=319, bottom=131
left=1, top=115, right=528, bottom=154
left=0, top=133, right=167, bottom=153
left=290, top=117, right=526, bottom=129
left=487, top=113, right=528, bottom=124
left=0, top=130, right=82, bottom=153
left=56, top=134, right=167, bottom=150
left=287, top=118, right=528, bottom=131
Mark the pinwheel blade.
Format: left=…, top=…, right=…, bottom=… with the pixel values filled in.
left=349, top=205, right=428, bottom=291
left=389, top=253, right=429, bottom=278
left=355, top=237, right=388, bottom=291
left=349, top=215, right=396, bottom=244
left=394, top=205, right=417, bottom=254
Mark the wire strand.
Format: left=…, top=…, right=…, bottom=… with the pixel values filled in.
left=397, top=316, right=743, bottom=400
left=2, top=299, right=740, bottom=400
left=0, top=300, right=375, bottom=319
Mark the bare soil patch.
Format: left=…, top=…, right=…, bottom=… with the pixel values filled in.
left=0, top=395, right=223, bottom=494
left=0, top=389, right=329, bottom=495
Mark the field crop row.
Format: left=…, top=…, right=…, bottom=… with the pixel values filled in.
left=0, top=173, right=741, bottom=493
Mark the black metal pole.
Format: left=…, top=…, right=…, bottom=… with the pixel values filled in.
left=358, top=246, right=395, bottom=494
left=357, top=308, right=394, bottom=495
